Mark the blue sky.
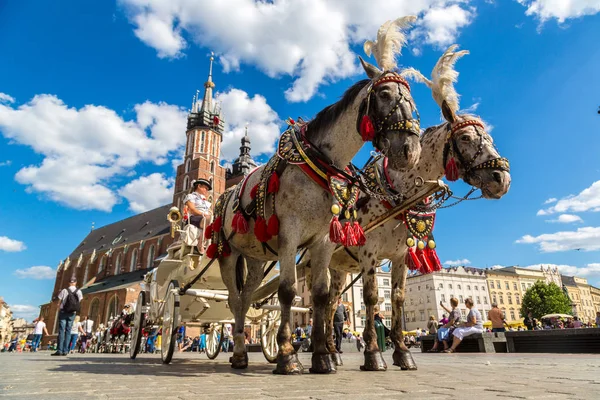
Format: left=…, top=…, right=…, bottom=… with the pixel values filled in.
left=2, top=0, right=600, bottom=320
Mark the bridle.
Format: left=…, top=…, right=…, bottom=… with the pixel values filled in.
left=357, top=72, right=421, bottom=155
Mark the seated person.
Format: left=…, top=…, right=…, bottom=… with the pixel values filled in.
left=184, top=179, right=213, bottom=254
left=428, top=298, right=461, bottom=352
left=443, top=298, right=483, bottom=353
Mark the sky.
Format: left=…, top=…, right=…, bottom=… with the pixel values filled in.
left=1, top=0, right=600, bottom=320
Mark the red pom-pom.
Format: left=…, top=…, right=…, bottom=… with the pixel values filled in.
left=221, top=241, right=231, bottom=258
left=329, top=215, right=345, bottom=244
left=360, top=115, right=375, bottom=142
left=250, top=184, right=258, bottom=200
left=426, top=247, right=442, bottom=272
left=204, top=223, right=213, bottom=240
left=343, top=221, right=357, bottom=247
left=206, top=243, right=218, bottom=259
left=417, top=247, right=433, bottom=274
left=405, top=246, right=421, bottom=271
left=232, top=211, right=249, bottom=234
left=445, top=157, right=459, bottom=182
left=267, top=172, right=280, bottom=194
left=353, top=221, right=366, bottom=246
left=267, top=214, right=279, bottom=236
left=212, top=216, right=222, bottom=232
left=254, top=216, right=271, bottom=242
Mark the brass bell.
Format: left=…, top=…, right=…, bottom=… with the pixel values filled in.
left=417, top=240, right=426, bottom=250
left=406, top=237, right=415, bottom=247
left=331, top=204, right=340, bottom=215
left=428, top=240, right=436, bottom=249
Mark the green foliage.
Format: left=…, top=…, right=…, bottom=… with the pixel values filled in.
left=520, top=281, right=572, bottom=320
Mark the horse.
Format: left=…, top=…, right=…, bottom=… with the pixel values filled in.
left=213, top=17, right=423, bottom=374
left=107, top=313, right=134, bottom=353
left=321, top=45, right=511, bottom=371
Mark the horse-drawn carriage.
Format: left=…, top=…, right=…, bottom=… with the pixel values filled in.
left=129, top=209, right=310, bottom=364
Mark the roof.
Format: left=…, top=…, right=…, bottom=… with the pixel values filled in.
left=561, top=275, right=578, bottom=287
left=68, top=204, right=171, bottom=259
left=81, top=268, right=149, bottom=295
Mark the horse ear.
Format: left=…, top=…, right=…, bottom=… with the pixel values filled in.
left=359, top=56, right=382, bottom=80
left=441, top=100, right=456, bottom=124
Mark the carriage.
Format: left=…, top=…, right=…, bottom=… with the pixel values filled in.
left=129, top=209, right=310, bottom=364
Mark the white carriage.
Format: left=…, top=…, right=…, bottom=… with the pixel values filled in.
left=129, top=209, right=310, bottom=364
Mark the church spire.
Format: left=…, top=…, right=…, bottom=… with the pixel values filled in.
left=199, top=52, right=215, bottom=114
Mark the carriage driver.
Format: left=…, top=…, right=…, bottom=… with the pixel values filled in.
left=184, top=178, right=213, bottom=254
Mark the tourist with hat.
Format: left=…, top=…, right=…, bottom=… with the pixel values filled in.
left=52, top=276, right=83, bottom=356
left=184, top=178, right=213, bottom=254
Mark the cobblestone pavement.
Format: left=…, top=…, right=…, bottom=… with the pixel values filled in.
left=1, top=350, right=599, bottom=399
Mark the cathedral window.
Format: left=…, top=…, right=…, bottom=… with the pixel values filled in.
left=210, top=161, right=215, bottom=173
left=187, top=132, right=194, bottom=155
left=185, top=158, right=191, bottom=173
left=106, top=295, right=119, bottom=323
left=88, top=298, right=100, bottom=323
left=147, top=245, right=155, bottom=269
left=212, top=136, right=216, bottom=155
left=83, top=260, right=90, bottom=284
left=201, top=131, right=205, bottom=152
left=114, top=253, right=121, bottom=275
left=130, top=248, right=138, bottom=272
left=98, top=256, right=105, bottom=273
left=183, top=176, right=190, bottom=192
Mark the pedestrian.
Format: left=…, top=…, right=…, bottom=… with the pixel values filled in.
left=439, top=314, right=449, bottom=325
left=427, top=315, right=439, bottom=335
left=305, top=318, right=313, bottom=338
left=373, top=305, right=386, bottom=352
left=488, top=303, right=507, bottom=333
left=523, top=311, right=536, bottom=331
left=31, top=317, right=49, bottom=352
left=222, top=323, right=232, bottom=352
left=356, top=332, right=365, bottom=352
left=199, top=330, right=206, bottom=353
left=572, top=316, right=582, bottom=328
left=79, top=315, right=94, bottom=353
left=333, top=298, right=349, bottom=353
left=52, top=277, right=82, bottom=356
left=443, top=298, right=483, bottom=353
left=428, top=298, right=461, bottom=353
left=68, top=316, right=82, bottom=353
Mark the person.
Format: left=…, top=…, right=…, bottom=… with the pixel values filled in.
left=68, top=315, right=82, bottom=353
left=428, top=298, right=461, bottom=353
left=356, top=332, right=365, bottom=351
left=596, top=312, right=600, bottom=328
left=439, top=314, right=449, bottom=325
left=488, top=302, right=507, bottom=333
left=293, top=323, right=303, bottom=342
left=305, top=318, right=313, bottom=338
left=199, top=330, right=206, bottom=353
left=79, top=316, right=94, bottom=353
left=443, top=298, right=483, bottom=353
left=427, top=315, right=438, bottom=335
left=184, top=179, right=213, bottom=254
left=523, top=311, right=536, bottom=331
left=52, top=277, right=83, bottom=356
left=373, top=305, right=387, bottom=352
left=572, top=316, right=582, bottom=328
left=333, top=298, right=349, bottom=353
left=31, top=317, right=49, bottom=352
left=222, top=323, right=232, bottom=352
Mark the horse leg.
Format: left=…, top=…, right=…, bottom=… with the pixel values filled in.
left=273, top=235, right=304, bottom=375
left=360, top=254, right=387, bottom=371
left=308, top=243, right=336, bottom=374
left=327, top=269, right=348, bottom=367
left=391, top=260, right=417, bottom=370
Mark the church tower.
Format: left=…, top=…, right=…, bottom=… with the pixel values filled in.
left=226, top=126, right=257, bottom=187
left=173, top=53, right=227, bottom=209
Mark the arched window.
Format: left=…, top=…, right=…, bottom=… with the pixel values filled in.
left=201, top=131, right=205, bottom=152
left=106, top=296, right=119, bottom=324
left=185, top=158, right=191, bottom=173
left=183, top=176, right=190, bottom=191
left=83, top=260, right=90, bottom=284
left=212, top=138, right=216, bottom=156
left=187, top=132, right=194, bottom=155
left=147, top=245, right=156, bottom=269
left=98, top=256, right=105, bottom=273
left=88, top=298, right=100, bottom=323
left=210, top=161, right=215, bottom=173
left=114, top=253, right=122, bottom=275
left=130, top=249, right=138, bottom=272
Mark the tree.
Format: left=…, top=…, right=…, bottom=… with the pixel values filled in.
left=520, top=281, right=572, bottom=320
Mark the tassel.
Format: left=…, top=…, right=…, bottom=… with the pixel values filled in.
left=232, top=211, right=249, bottom=234
left=250, top=184, right=258, bottom=200
left=360, top=115, right=375, bottom=142
left=329, top=215, right=345, bottom=244
left=221, top=241, right=231, bottom=258
left=267, top=214, right=279, bottom=236
left=267, top=172, right=280, bottom=194
left=426, top=247, right=442, bottom=272
left=417, top=247, right=433, bottom=274
left=254, top=216, right=270, bottom=242
left=353, top=221, right=366, bottom=246
left=206, top=243, right=218, bottom=259
left=204, top=223, right=213, bottom=240
left=405, top=247, right=421, bottom=271
left=212, top=216, right=222, bottom=232
left=445, top=157, right=459, bottom=181
left=343, top=221, right=357, bottom=247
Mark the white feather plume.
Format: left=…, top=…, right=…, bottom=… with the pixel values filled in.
left=430, top=45, right=469, bottom=112
left=400, top=68, right=432, bottom=88
left=364, top=16, right=417, bottom=71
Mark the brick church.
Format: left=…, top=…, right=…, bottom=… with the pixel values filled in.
left=38, top=55, right=257, bottom=341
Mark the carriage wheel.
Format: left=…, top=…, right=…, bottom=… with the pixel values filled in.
left=161, top=280, right=180, bottom=365
left=260, top=298, right=281, bottom=363
left=205, top=323, right=223, bottom=360
left=130, top=291, right=147, bottom=359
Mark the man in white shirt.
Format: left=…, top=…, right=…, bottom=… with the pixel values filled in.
left=184, top=178, right=213, bottom=254
left=79, top=316, right=94, bottom=353
left=52, top=277, right=83, bottom=356
left=32, top=317, right=49, bottom=352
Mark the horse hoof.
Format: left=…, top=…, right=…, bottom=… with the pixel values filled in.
left=360, top=351, right=387, bottom=371
left=230, top=353, right=249, bottom=369
left=392, top=350, right=417, bottom=370
left=273, top=353, right=304, bottom=375
left=330, top=352, right=343, bottom=367
left=309, top=353, right=336, bottom=374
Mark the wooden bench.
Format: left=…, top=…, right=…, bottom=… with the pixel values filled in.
left=420, top=332, right=507, bottom=353
left=505, top=328, right=600, bottom=353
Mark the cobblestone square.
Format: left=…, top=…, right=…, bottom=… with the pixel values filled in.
left=1, top=350, right=599, bottom=399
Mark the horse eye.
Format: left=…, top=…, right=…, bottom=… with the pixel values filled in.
left=378, top=89, right=392, bottom=101
left=460, top=134, right=471, bottom=142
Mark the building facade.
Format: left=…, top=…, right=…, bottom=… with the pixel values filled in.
left=561, top=275, right=596, bottom=323
left=350, top=270, right=391, bottom=332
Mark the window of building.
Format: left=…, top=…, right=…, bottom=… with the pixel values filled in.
left=420, top=311, right=425, bottom=321
left=483, top=296, right=488, bottom=304
left=527, top=283, right=532, bottom=288
left=361, top=316, right=366, bottom=327
left=342, top=293, right=348, bottom=302
left=505, top=281, right=510, bottom=290
left=521, top=283, right=526, bottom=291
left=509, top=310, right=515, bottom=320
left=449, top=284, right=453, bottom=289
left=187, top=132, right=194, bottom=155
left=114, top=253, right=121, bottom=275
left=384, top=319, right=391, bottom=327
left=147, top=245, right=156, bottom=269
left=439, top=283, right=443, bottom=289
left=383, top=278, right=390, bottom=286
left=476, top=296, right=480, bottom=304
left=467, top=285, right=471, bottom=291
left=210, top=161, right=215, bottom=173
left=212, top=138, right=216, bottom=156
left=496, top=280, right=501, bottom=288
left=385, top=304, right=392, bottom=312
left=130, top=249, right=138, bottom=272
left=384, top=290, right=390, bottom=299
left=426, top=284, right=429, bottom=289
left=98, top=256, right=105, bottom=273
left=450, top=294, right=454, bottom=300
left=499, top=295, right=504, bottom=304
left=106, top=295, right=119, bottom=323
left=201, top=131, right=205, bottom=152
left=426, top=295, right=430, bottom=303
left=88, top=298, right=100, bottom=323
left=185, top=158, right=191, bottom=173
left=457, top=284, right=462, bottom=290
left=418, top=285, right=421, bottom=291
left=183, top=175, right=190, bottom=191
left=508, top=295, right=513, bottom=305
left=410, top=298, right=414, bottom=306
left=459, top=295, right=464, bottom=303
left=461, top=309, right=467, bottom=318
left=83, top=260, right=90, bottom=284
left=411, top=312, right=416, bottom=322
left=361, top=303, right=365, bottom=311
left=513, top=282, right=518, bottom=290
left=475, top=285, right=479, bottom=291
left=360, top=289, right=363, bottom=297
left=441, top=294, right=446, bottom=302
left=492, top=294, right=497, bottom=303
left=419, top=297, right=423, bottom=304
left=490, top=281, right=495, bottom=289
left=481, top=286, right=485, bottom=291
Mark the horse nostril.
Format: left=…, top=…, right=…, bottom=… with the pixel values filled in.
left=493, top=171, right=503, bottom=184
left=403, top=144, right=410, bottom=159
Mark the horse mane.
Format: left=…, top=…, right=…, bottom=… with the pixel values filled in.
left=305, top=79, right=370, bottom=139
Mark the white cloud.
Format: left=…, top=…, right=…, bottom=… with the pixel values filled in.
left=538, top=180, right=600, bottom=216
left=517, top=0, right=600, bottom=23
left=524, top=263, right=600, bottom=282
left=460, top=102, right=480, bottom=114
left=119, top=0, right=477, bottom=102
left=14, top=266, right=56, bottom=280
left=444, top=258, right=471, bottom=266
left=216, top=88, right=281, bottom=161
left=0, top=160, right=11, bottom=166
left=516, top=226, right=600, bottom=252
left=544, top=197, right=557, bottom=204
left=119, top=173, right=174, bottom=213
left=546, top=214, right=583, bottom=224
left=10, top=304, right=39, bottom=320
left=0, top=236, right=26, bottom=252
left=0, top=93, right=15, bottom=104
